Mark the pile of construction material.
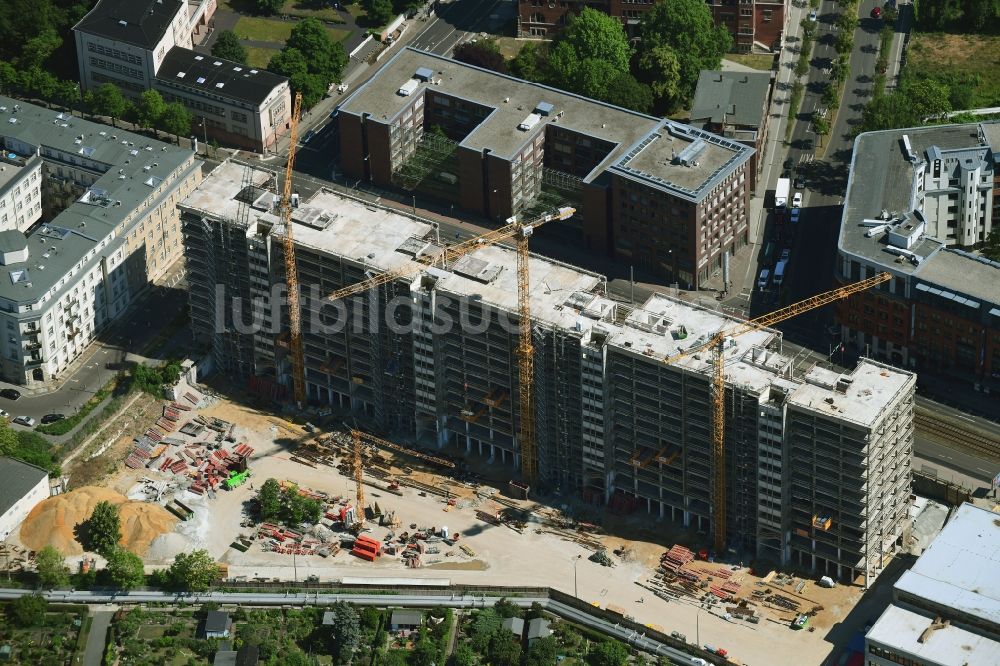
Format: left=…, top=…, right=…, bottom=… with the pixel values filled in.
left=661, top=544, right=695, bottom=573
left=351, top=534, right=383, bottom=561
left=20, top=486, right=177, bottom=556
left=155, top=442, right=251, bottom=495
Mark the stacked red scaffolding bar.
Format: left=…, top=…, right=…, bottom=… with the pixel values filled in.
left=660, top=544, right=695, bottom=572
left=351, top=535, right=382, bottom=562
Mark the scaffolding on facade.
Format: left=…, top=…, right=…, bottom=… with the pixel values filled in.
left=392, top=131, right=461, bottom=196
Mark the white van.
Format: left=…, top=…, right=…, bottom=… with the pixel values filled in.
left=757, top=268, right=771, bottom=289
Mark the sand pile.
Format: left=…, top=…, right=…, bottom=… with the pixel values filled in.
left=20, top=486, right=178, bottom=556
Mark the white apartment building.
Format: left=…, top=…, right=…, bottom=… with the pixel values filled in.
left=917, top=139, right=994, bottom=247
left=73, top=0, right=291, bottom=153
left=0, top=97, right=200, bottom=388
left=0, top=133, right=44, bottom=234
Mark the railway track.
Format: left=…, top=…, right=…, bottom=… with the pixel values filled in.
left=913, top=412, right=1000, bottom=463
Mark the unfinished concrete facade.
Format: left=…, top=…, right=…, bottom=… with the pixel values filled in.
left=180, top=161, right=916, bottom=580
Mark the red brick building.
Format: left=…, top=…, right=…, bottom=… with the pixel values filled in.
left=837, top=123, right=1000, bottom=391
left=517, top=0, right=787, bottom=52
left=336, top=48, right=754, bottom=288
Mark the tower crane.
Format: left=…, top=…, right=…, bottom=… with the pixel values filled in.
left=662, top=271, right=892, bottom=553
left=279, top=92, right=306, bottom=405
left=324, top=206, right=576, bottom=488
left=349, top=428, right=456, bottom=519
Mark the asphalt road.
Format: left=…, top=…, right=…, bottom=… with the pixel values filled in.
left=83, top=611, right=113, bottom=666
left=0, top=270, right=188, bottom=427
left=913, top=438, right=996, bottom=484
left=0, top=589, right=710, bottom=666
left=410, top=0, right=513, bottom=55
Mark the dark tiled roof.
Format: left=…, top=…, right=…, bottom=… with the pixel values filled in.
left=74, top=0, right=183, bottom=50
left=205, top=611, right=231, bottom=633
left=690, top=71, right=772, bottom=128
left=155, top=48, right=288, bottom=107
left=0, top=456, right=49, bottom=519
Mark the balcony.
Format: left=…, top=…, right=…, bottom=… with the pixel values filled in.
left=25, top=355, right=44, bottom=367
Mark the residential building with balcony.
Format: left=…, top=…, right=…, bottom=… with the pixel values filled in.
left=73, top=0, right=291, bottom=153
left=0, top=97, right=200, bottom=388
left=835, top=122, right=1000, bottom=392
left=336, top=48, right=754, bottom=287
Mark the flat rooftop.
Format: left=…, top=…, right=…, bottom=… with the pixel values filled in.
left=867, top=605, right=1000, bottom=666
left=0, top=97, right=195, bottom=304
left=840, top=122, right=1000, bottom=303
left=894, top=502, right=1000, bottom=629
left=186, top=161, right=915, bottom=421
left=338, top=48, right=752, bottom=202
left=0, top=152, right=36, bottom=195
left=786, top=359, right=914, bottom=428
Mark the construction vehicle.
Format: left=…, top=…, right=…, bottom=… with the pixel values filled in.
left=325, top=206, right=575, bottom=487
left=663, top=272, right=891, bottom=553
left=225, top=469, right=250, bottom=490
left=349, top=428, right=456, bottom=525
left=279, top=92, right=306, bottom=405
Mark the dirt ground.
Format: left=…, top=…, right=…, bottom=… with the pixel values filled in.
left=79, top=383, right=872, bottom=666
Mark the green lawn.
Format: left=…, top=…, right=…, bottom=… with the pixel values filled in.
left=220, top=0, right=345, bottom=22
left=724, top=53, right=776, bottom=71
left=245, top=46, right=279, bottom=68
left=233, top=16, right=352, bottom=46
left=907, top=32, right=1000, bottom=108
left=233, top=15, right=295, bottom=42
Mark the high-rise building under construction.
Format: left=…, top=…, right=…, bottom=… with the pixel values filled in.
left=181, top=160, right=915, bottom=583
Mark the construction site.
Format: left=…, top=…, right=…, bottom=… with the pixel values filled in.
left=0, top=93, right=894, bottom=666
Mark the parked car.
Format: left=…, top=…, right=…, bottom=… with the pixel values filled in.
left=783, top=157, right=794, bottom=171
left=780, top=248, right=791, bottom=262
left=871, top=6, right=882, bottom=18
left=808, top=10, right=818, bottom=21
left=0, top=409, right=9, bottom=420
left=757, top=268, right=771, bottom=289
left=793, top=174, right=806, bottom=190
left=0, top=388, right=20, bottom=400
left=13, top=415, right=36, bottom=427
left=302, top=130, right=315, bottom=144
left=790, top=208, right=801, bottom=224
left=792, top=192, right=803, bottom=208
left=41, top=413, right=65, bottom=424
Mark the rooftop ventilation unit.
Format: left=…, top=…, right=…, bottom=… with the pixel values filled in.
left=398, top=79, right=419, bottom=96
left=518, top=113, right=541, bottom=131
left=414, top=67, right=434, bottom=82
left=535, top=102, right=554, bottom=116
left=674, top=139, right=706, bottom=166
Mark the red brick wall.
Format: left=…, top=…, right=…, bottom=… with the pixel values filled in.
left=338, top=113, right=366, bottom=181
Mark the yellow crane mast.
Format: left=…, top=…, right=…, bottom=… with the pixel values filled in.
left=325, top=207, right=576, bottom=488
left=664, top=272, right=892, bottom=553
left=280, top=92, right=305, bottom=405
left=350, top=428, right=456, bottom=516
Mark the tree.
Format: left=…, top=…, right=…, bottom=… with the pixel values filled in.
left=821, top=82, right=839, bottom=108
left=453, top=644, right=476, bottom=666
left=411, top=629, right=439, bottom=666
left=488, top=634, right=521, bottom=666
left=10, top=593, right=47, bottom=627
left=589, top=639, right=630, bottom=666
left=35, top=545, right=69, bottom=588
left=88, top=83, right=128, bottom=127
left=0, top=61, right=18, bottom=94
left=605, top=71, right=654, bottom=114
left=286, top=18, right=347, bottom=84
left=638, top=0, right=731, bottom=102
left=637, top=45, right=682, bottom=111
left=159, top=102, right=193, bottom=143
left=105, top=547, right=145, bottom=590
left=468, top=608, right=503, bottom=653
left=525, top=636, right=559, bottom=666
left=211, top=30, right=248, bottom=65
left=493, top=597, right=520, bottom=619
left=983, top=229, right=1000, bottom=261
left=18, top=28, right=62, bottom=70
left=0, top=420, right=18, bottom=456
left=811, top=113, right=830, bottom=146
left=553, top=8, right=632, bottom=74
left=253, top=0, right=283, bottom=14
left=454, top=40, right=507, bottom=74
left=508, top=42, right=545, bottom=81
left=210, top=138, right=220, bottom=158
left=167, top=549, right=217, bottom=591
left=258, top=478, right=282, bottom=521
left=365, top=0, right=395, bottom=26
left=86, top=500, right=122, bottom=556
left=137, top=89, right=166, bottom=130
left=830, top=55, right=849, bottom=83
left=326, top=602, right=361, bottom=662
left=835, top=29, right=854, bottom=55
